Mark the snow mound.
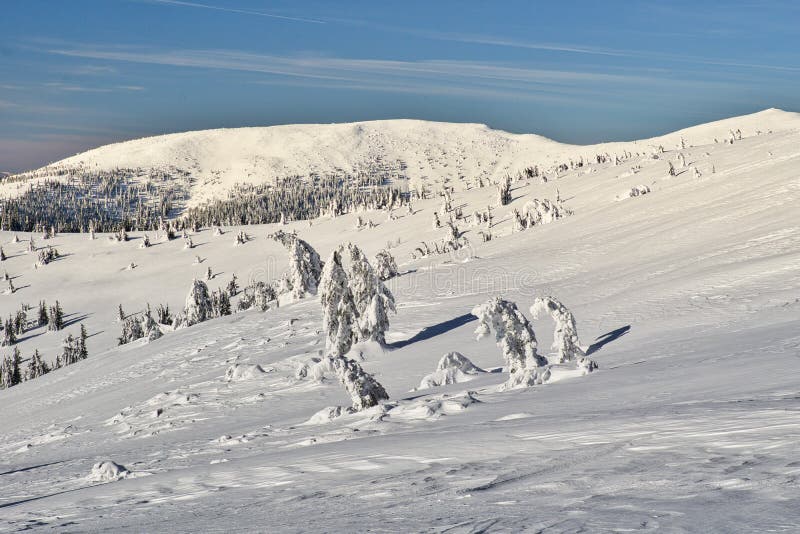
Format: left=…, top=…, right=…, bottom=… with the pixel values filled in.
left=389, top=391, right=481, bottom=422
left=88, top=461, right=130, bottom=483
left=417, top=352, right=486, bottom=390
left=225, top=363, right=267, bottom=382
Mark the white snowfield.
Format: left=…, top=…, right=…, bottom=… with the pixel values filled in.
left=1, top=109, right=800, bottom=532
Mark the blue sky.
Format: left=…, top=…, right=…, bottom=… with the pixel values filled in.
left=1, top=0, right=798, bottom=171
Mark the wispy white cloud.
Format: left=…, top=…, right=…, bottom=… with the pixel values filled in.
left=141, top=0, right=325, bottom=24
left=43, top=82, right=145, bottom=93
left=418, top=31, right=632, bottom=58
left=45, top=44, right=729, bottom=103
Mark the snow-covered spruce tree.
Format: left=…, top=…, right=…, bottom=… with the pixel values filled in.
left=319, top=246, right=358, bottom=357
left=497, top=177, right=512, bottom=206
left=329, top=355, right=389, bottom=411
left=25, top=349, right=49, bottom=380
left=155, top=303, right=172, bottom=325
left=47, top=301, right=64, bottom=331
left=0, top=247, right=5, bottom=261
left=2, top=316, right=17, bottom=346
left=268, top=230, right=323, bottom=300
left=346, top=243, right=395, bottom=344
left=226, top=273, right=239, bottom=296
left=211, top=289, right=232, bottom=317
left=531, top=297, right=597, bottom=372
left=472, top=297, right=549, bottom=389
left=38, top=300, right=48, bottom=327
left=184, top=279, right=213, bottom=326
left=118, top=316, right=144, bottom=345
left=141, top=309, right=162, bottom=342
left=374, top=249, right=399, bottom=281
left=0, top=350, right=22, bottom=388
left=237, top=281, right=277, bottom=312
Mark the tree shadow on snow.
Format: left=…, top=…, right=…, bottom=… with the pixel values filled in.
left=388, top=313, right=477, bottom=349
left=586, top=325, right=630, bottom=355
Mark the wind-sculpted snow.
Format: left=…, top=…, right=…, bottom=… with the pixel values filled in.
left=1, top=110, right=800, bottom=531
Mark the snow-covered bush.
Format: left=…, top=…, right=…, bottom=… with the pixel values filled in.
left=88, top=461, right=130, bottom=483
left=417, top=352, right=486, bottom=390
left=617, top=185, right=650, bottom=200
left=472, top=297, right=549, bottom=389
left=513, top=198, right=572, bottom=231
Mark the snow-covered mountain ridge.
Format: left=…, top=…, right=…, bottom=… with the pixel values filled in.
left=5, top=108, right=799, bottom=208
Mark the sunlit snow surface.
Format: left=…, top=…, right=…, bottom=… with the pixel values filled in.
left=1, top=110, right=799, bottom=532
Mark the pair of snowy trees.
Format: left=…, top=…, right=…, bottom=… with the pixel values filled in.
left=472, top=295, right=596, bottom=389
left=320, top=243, right=396, bottom=356
left=304, top=243, right=396, bottom=412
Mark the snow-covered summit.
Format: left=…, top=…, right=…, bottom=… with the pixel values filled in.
left=15, top=108, right=800, bottom=207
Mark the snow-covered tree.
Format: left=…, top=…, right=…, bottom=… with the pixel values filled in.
left=329, top=355, right=389, bottom=411
left=141, top=309, right=162, bottom=342
left=184, top=279, right=213, bottom=326
left=47, top=301, right=64, bottom=331
left=38, top=300, right=48, bottom=327
left=269, top=230, right=323, bottom=300
left=226, top=273, right=239, bottom=296
left=25, top=349, right=49, bottom=380
left=118, top=316, right=144, bottom=345
left=319, top=247, right=358, bottom=357
left=0, top=348, right=22, bottom=388
left=497, top=177, right=512, bottom=206
left=346, top=243, right=395, bottom=344
left=237, top=281, right=277, bottom=312
left=472, top=297, right=548, bottom=389
left=531, top=296, right=597, bottom=372
left=374, top=249, right=399, bottom=281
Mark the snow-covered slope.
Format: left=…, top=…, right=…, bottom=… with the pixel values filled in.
left=8, top=108, right=800, bottom=208
left=1, top=111, right=799, bottom=532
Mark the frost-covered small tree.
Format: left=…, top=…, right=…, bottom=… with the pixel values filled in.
left=319, top=247, right=358, bottom=357
left=25, top=349, right=49, bottom=380
left=140, top=234, right=151, bottom=248
left=268, top=230, right=323, bottom=300
left=226, top=273, right=239, bottom=296
left=497, top=177, right=512, bottom=206
left=329, top=355, right=389, bottom=411
left=472, top=297, right=548, bottom=389
left=346, top=243, right=395, bottom=344
left=155, top=303, right=172, bottom=325
left=47, top=301, right=64, bottom=331
left=184, top=279, right=213, bottom=326
left=38, top=300, right=48, bottom=327
left=374, top=249, right=399, bottom=281
left=141, top=308, right=162, bottom=342
left=0, top=348, right=22, bottom=388
left=0, top=247, right=5, bottom=261
left=530, top=296, right=582, bottom=364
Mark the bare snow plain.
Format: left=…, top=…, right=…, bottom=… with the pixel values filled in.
left=1, top=109, right=799, bottom=532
